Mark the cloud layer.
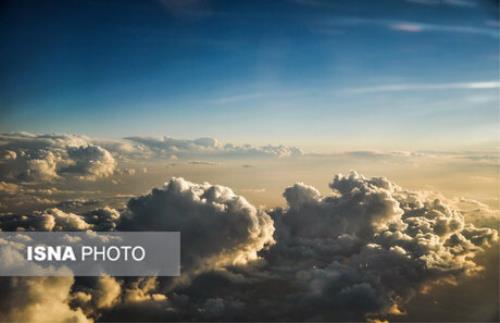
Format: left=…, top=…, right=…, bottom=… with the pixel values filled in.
left=121, top=136, right=303, bottom=159
left=0, top=172, right=497, bottom=322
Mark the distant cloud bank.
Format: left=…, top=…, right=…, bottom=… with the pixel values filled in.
left=0, top=133, right=116, bottom=182
left=0, top=132, right=303, bottom=184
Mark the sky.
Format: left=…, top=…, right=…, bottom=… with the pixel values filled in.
left=0, top=2, right=499, bottom=321
left=0, top=0, right=499, bottom=151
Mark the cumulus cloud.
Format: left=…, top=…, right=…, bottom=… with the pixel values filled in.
left=71, top=275, right=122, bottom=320
left=450, top=197, right=500, bottom=228
left=0, top=181, right=20, bottom=195
left=0, top=177, right=276, bottom=322
left=61, top=145, right=116, bottom=180
left=123, top=136, right=303, bottom=159
left=0, top=276, right=90, bottom=323
left=0, top=132, right=305, bottom=199
left=119, top=173, right=498, bottom=321
left=0, top=133, right=116, bottom=182
left=0, top=173, right=496, bottom=322
left=97, top=173, right=499, bottom=321
left=0, top=207, right=119, bottom=231
left=120, top=277, right=168, bottom=304
left=262, top=172, right=497, bottom=320
left=119, top=177, right=276, bottom=274
left=0, top=183, right=64, bottom=213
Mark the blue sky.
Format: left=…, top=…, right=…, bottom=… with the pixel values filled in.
left=0, top=0, right=498, bottom=150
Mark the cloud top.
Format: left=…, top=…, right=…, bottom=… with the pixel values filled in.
left=122, top=136, right=303, bottom=159
left=0, top=133, right=116, bottom=182
left=120, top=177, right=276, bottom=273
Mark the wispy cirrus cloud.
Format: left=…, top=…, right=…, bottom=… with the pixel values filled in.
left=388, top=21, right=499, bottom=37
left=295, top=0, right=478, bottom=8
left=209, top=92, right=265, bottom=104
left=320, top=17, right=498, bottom=38
left=406, top=0, right=478, bottom=7
left=343, top=81, right=500, bottom=94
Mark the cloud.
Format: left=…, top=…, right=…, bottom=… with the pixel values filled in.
left=71, top=275, right=122, bottom=319
left=239, top=188, right=267, bottom=193
left=119, top=177, right=276, bottom=275
left=123, top=136, right=303, bottom=159
left=259, top=172, right=497, bottom=320
left=390, top=22, right=425, bottom=32
left=449, top=197, right=500, bottom=228
left=0, top=276, right=90, bottom=323
left=171, top=173, right=495, bottom=321
left=0, top=133, right=117, bottom=182
left=209, top=92, right=265, bottom=104
left=0, top=183, right=69, bottom=213
left=297, top=0, right=478, bottom=8
left=102, top=173, right=498, bottom=321
left=0, top=195, right=57, bottom=213
left=117, top=168, right=136, bottom=176
left=0, top=207, right=119, bottom=231
left=122, top=277, right=167, bottom=303
left=83, top=207, right=122, bottom=231
left=387, top=21, right=499, bottom=37
left=0, top=173, right=497, bottom=321
left=0, top=181, right=20, bottom=195
left=406, top=0, right=477, bottom=7
left=344, top=81, right=500, bottom=94
left=61, top=145, right=116, bottom=180
left=326, top=17, right=499, bottom=38
left=188, top=160, right=218, bottom=165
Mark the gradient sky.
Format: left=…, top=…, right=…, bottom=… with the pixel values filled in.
left=1, top=0, right=498, bottom=150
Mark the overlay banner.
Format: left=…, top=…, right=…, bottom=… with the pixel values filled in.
left=0, top=231, right=180, bottom=276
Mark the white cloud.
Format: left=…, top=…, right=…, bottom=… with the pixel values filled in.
left=123, top=136, right=303, bottom=159
left=390, top=22, right=424, bottom=32
left=326, top=17, right=498, bottom=38
left=119, top=177, right=276, bottom=275
left=188, top=160, right=219, bottom=165
left=388, top=21, right=498, bottom=37
left=344, top=81, right=500, bottom=94
left=0, top=133, right=117, bottom=182
left=406, top=0, right=477, bottom=7
left=0, top=277, right=91, bottom=323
